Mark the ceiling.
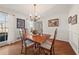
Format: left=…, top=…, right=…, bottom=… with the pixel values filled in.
left=0, top=4, right=73, bottom=16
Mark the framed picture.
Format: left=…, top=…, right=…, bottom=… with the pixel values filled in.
left=68, top=16, right=72, bottom=24
left=17, top=18, right=25, bottom=28
left=71, top=15, right=77, bottom=25
left=48, top=18, right=59, bottom=27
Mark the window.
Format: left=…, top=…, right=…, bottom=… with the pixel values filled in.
left=0, top=12, right=8, bottom=33
left=0, top=12, right=8, bottom=42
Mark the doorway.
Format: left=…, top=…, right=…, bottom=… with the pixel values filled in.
left=34, top=21, right=43, bottom=34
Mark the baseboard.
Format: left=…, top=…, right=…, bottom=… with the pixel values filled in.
left=7, top=39, right=21, bottom=45
left=8, top=40, right=21, bottom=46
left=0, top=40, right=21, bottom=49
left=56, top=39, right=68, bottom=43
left=0, top=41, right=7, bottom=47
left=0, top=39, right=21, bottom=47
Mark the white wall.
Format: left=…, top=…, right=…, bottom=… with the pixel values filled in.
left=42, top=13, right=69, bottom=42
left=68, top=5, right=79, bottom=54
left=7, top=15, right=16, bottom=44
left=8, top=14, right=26, bottom=43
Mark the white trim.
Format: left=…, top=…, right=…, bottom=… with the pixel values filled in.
left=0, top=41, right=7, bottom=46
left=7, top=39, right=21, bottom=44
left=0, top=39, right=21, bottom=47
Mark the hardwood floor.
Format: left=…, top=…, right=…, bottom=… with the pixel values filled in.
left=0, top=40, right=76, bottom=55
left=54, top=40, right=76, bottom=55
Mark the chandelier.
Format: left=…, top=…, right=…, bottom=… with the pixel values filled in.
left=30, top=4, right=40, bottom=22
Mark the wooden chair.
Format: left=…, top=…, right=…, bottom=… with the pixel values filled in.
left=40, top=28, right=57, bottom=55
left=19, top=29, right=35, bottom=54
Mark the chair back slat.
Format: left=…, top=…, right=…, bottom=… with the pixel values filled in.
left=20, top=28, right=27, bottom=46
left=51, top=28, right=57, bottom=49
left=19, top=28, right=27, bottom=45
left=20, top=28, right=28, bottom=40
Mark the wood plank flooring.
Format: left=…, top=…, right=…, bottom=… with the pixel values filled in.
left=0, top=40, right=76, bottom=55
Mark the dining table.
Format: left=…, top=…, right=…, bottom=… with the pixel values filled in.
left=26, top=34, right=50, bottom=54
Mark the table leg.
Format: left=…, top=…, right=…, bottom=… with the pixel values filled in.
left=38, top=43, right=41, bottom=54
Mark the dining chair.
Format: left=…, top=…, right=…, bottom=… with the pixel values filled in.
left=40, top=28, right=57, bottom=55
left=19, top=28, right=35, bottom=54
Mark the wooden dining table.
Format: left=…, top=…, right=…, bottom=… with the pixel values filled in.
left=26, top=34, right=47, bottom=44
left=26, top=34, right=49, bottom=54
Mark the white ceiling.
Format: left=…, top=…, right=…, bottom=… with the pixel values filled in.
left=0, top=4, right=73, bottom=16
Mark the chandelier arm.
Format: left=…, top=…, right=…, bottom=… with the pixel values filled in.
left=34, top=4, right=36, bottom=16
left=30, top=4, right=40, bottom=22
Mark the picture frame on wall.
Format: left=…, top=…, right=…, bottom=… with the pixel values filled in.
left=68, top=16, right=72, bottom=24
left=71, top=15, right=77, bottom=25
left=48, top=18, right=59, bottom=27
left=17, top=18, right=25, bottom=28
